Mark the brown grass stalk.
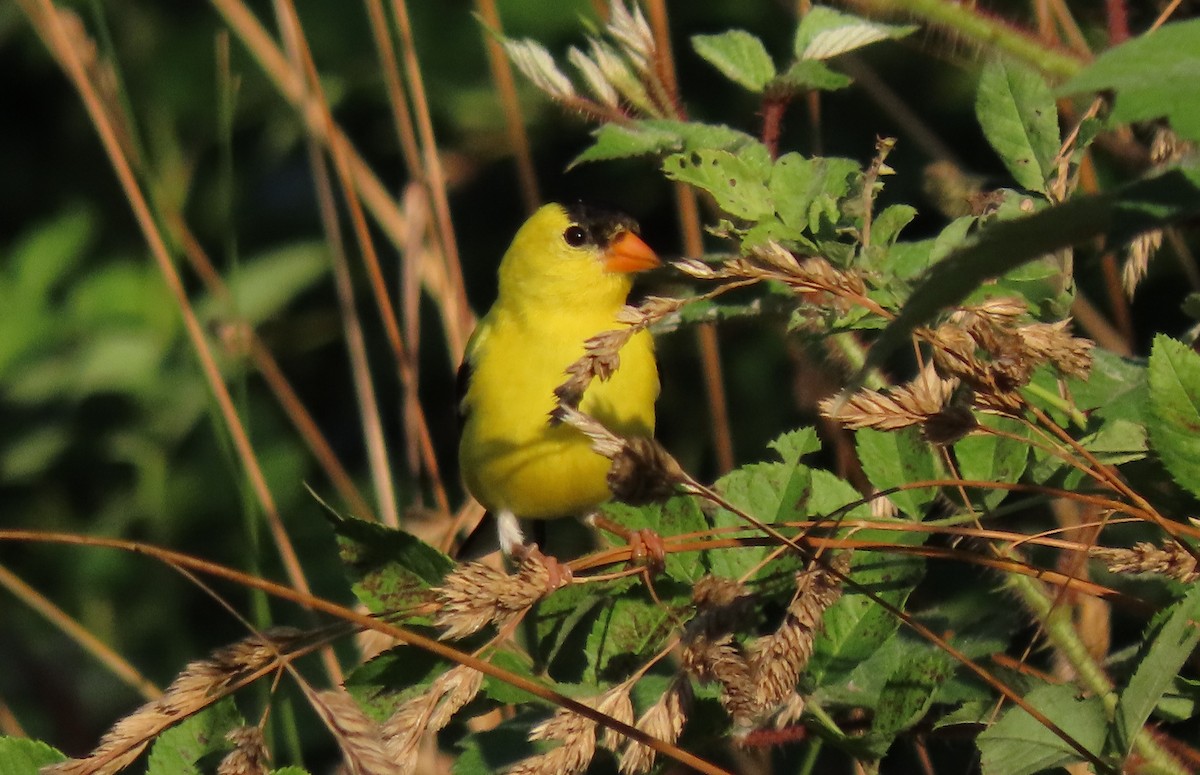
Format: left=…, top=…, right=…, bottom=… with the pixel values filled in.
left=0, top=528, right=728, bottom=775
left=20, top=0, right=323, bottom=670
left=0, top=562, right=160, bottom=701
left=475, top=0, right=541, bottom=214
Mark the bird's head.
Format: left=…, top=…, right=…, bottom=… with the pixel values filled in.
left=497, top=202, right=660, bottom=308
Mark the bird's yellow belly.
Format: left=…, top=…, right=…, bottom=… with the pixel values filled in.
left=461, top=425, right=614, bottom=519
left=459, top=321, right=657, bottom=520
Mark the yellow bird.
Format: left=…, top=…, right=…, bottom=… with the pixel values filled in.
left=457, top=202, right=661, bottom=555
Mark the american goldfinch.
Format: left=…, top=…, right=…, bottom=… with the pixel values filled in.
left=457, top=202, right=661, bottom=555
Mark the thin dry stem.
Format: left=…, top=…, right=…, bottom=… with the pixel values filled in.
left=23, top=0, right=321, bottom=655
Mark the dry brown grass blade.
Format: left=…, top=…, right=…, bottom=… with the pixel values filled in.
left=475, top=0, right=541, bottom=214
left=19, top=0, right=323, bottom=667
left=0, top=563, right=160, bottom=701
left=0, top=529, right=728, bottom=775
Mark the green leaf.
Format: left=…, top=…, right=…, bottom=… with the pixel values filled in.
left=864, top=647, right=956, bottom=757
left=333, top=516, right=455, bottom=614
left=1114, top=584, right=1200, bottom=755
left=1147, top=335, right=1200, bottom=500
left=662, top=146, right=773, bottom=221
left=953, top=416, right=1030, bottom=511
left=708, top=429, right=820, bottom=580
left=862, top=163, right=1200, bottom=383
left=855, top=427, right=939, bottom=518
left=200, top=242, right=330, bottom=326
left=1068, top=349, right=1148, bottom=425
left=692, top=30, right=776, bottom=92
left=146, top=698, right=243, bottom=775
left=572, top=119, right=756, bottom=165
left=10, top=207, right=93, bottom=300
left=270, top=768, right=313, bottom=775
left=453, top=710, right=540, bottom=775
left=870, top=204, right=918, bottom=248
left=586, top=587, right=677, bottom=678
left=793, top=7, right=916, bottom=60
left=770, top=153, right=860, bottom=236
left=0, top=737, right=66, bottom=773
left=776, top=59, right=853, bottom=91
left=346, top=647, right=448, bottom=718
left=976, top=59, right=1060, bottom=193
left=810, top=530, right=926, bottom=684
left=600, top=496, right=708, bottom=582
left=1061, top=18, right=1200, bottom=144
left=977, top=684, right=1107, bottom=775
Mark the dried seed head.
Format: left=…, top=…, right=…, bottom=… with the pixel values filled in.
left=301, top=687, right=394, bottom=775
left=1092, top=541, right=1198, bottom=583
left=618, top=677, right=692, bottom=775
left=596, top=685, right=636, bottom=752
left=739, top=556, right=846, bottom=730
left=218, top=727, right=269, bottom=775
left=588, top=38, right=654, bottom=113
left=510, top=706, right=597, bottom=775
left=1016, top=320, right=1093, bottom=379
left=434, top=557, right=571, bottom=640
left=820, top=363, right=958, bottom=432
left=921, top=403, right=978, bottom=445
left=44, top=629, right=305, bottom=775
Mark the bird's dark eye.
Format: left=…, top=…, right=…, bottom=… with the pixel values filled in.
left=563, top=225, right=588, bottom=247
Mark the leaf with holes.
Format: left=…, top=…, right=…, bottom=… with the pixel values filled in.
left=663, top=146, right=773, bottom=221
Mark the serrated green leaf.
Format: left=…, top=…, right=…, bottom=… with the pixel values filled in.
left=776, top=59, right=853, bottom=91
left=146, top=699, right=243, bottom=775
left=976, top=59, right=1060, bottom=193
left=807, top=468, right=871, bottom=520
left=953, top=415, right=1029, bottom=511
left=708, top=434, right=816, bottom=580
left=794, top=7, right=916, bottom=60
left=270, top=768, right=312, bottom=775
left=977, top=684, right=1106, bottom=775
left=861, top=163, right=1200, bottom=384
left=1147, top=335, right=1200, bottom=500
left=481, top=650, right=543, bottom=705
left=345, top=647, right=448, bottom=719
left=586, top=588, right=676, bottom=678
left=1061, top=19, right=1200, bottom=143
left=692, top=30, right=776, bottom=92
left=770, top=427, right=822, bottom=463
left=1114, top=584, right=1200, bottom=756
left=333, top=516, right=454, bottom=614
left=810, top=532, right=926, bottom=684
left=870, top=204, right=918, bottom=248
left=856, top=427, right=939, bottom=518
left=532, top=582, right=606, bottom=673
left=770, top=153, right=859, bottom=237
left=0, top=737, right=66, bottom=774
left=1068, top=349, right=1148, bottom=424
left=572, top=119, right=756, bottom=166
left=864, top=648, right=956, bottom=757
left=663, top=147, right=773, bottom=221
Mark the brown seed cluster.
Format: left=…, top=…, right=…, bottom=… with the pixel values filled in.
left=45, top=628, right=306, bottom=775
left=819, top=363, right=965, bottom=440
left=617, top=678, right=692, bottom=775
left=681, top=557, right=847, bottom=737
left=433, top=555, right=573, bottom=640
left=1092, top=540, right=1199, bottom=583
left=217, top=727, right=270, bottom=775
left=383, top=666, right=484, bottom=772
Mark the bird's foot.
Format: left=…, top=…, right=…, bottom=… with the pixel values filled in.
left=511, top=543, right=573, bottom=589
left=589, top=513, right=666, bottom=573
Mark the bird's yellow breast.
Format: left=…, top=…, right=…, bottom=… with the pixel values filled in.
left=458, top=304, right=658, bottom=519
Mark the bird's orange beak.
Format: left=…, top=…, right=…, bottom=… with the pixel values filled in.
left=603, top=231, right=660, bottom=273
